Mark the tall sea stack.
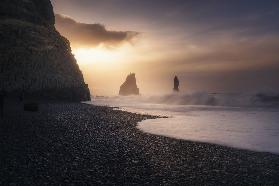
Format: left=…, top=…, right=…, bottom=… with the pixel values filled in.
left=173, top=75, right=179, bottom=92
left=0, top=0, right=90, bottom=101
left=119, top=73, right=140, bottom=96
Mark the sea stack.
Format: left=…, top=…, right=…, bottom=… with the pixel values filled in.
left=173, top=75, right=179, bottom=92
left=119, top=73, right=140, bottom=96
left=0, top=0, right=90, bottom=101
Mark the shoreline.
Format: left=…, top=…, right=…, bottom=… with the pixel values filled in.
left=1, top=102, right=279, bottom=185
left=137, top=116, right=279, bottom=155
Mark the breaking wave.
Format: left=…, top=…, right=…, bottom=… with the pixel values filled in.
left=145, top=92, right=279, bottom=107
left=93, top=92, right=279, bottom=108
left=90, top=92, right=279, bottom=154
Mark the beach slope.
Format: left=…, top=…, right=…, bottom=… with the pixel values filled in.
left=0, top=103, right=279, bottom=185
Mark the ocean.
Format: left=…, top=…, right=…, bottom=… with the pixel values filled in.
left=86, top=92, right=279, bottom=154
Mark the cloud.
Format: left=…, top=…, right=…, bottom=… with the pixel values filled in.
left=55, top=14, right=139, bottom=47
left=160, top=34, right=279, bottom=73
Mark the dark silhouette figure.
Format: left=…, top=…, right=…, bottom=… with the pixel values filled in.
left=0, top=91, right=5, bottom=118
left=173, top=76, right=179, bottom=92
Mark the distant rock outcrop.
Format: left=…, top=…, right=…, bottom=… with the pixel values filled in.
left=173, top=76, right=180, bottom=92
left=119, top=73, right=139, bottom=96
left=0, top=0, right=90, bottom=101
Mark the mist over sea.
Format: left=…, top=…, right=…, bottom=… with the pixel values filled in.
left=87, top=92, right=279, bottom=154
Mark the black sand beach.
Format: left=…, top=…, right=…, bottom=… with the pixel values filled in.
left=0, top=103, right=279, bottom=185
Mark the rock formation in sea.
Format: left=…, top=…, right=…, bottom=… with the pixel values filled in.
left=173, top=76, right=180, bottom=92
left=0, top=0, right=90, bottom=101
left=119, top=73, right=140, bottom=96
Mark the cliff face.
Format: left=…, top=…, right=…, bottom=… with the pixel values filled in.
left=0, top=0, right=90, bottom=101
left=119, top=73, right=139, bottom=96
left=0, top=0, right=55, bottom=26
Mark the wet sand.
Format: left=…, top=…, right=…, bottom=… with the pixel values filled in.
left=0, top=103, right=279, bottom=185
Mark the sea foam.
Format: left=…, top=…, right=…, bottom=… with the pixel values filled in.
left=87, top=92, right=279, bottom=154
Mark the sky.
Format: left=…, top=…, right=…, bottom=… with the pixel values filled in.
left=51, top=0, right=279, bottom=96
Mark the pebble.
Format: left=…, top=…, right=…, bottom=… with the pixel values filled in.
left=0, top=103, right=278, bottom=185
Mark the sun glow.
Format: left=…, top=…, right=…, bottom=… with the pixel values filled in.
left=73, top=45, right=133, bottom=65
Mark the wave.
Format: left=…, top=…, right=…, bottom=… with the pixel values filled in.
left=92, top=92, right=279, bottom=108
left=144, top=92, right=279, bottom=107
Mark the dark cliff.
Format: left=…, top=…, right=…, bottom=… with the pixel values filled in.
left=0, top=0, right=90, bottom=101
left=0, top=0, right=55, bottom=26
left=119, top=73, right=139, bottom=96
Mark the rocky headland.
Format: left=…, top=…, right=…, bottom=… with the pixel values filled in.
left=0, top=0, right=90, bottom=101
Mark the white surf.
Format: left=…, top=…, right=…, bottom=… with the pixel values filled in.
left=86, top=92, right=279, bottom=154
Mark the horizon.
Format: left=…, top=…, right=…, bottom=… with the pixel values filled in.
left=51, top=0, right=279, bottom=96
